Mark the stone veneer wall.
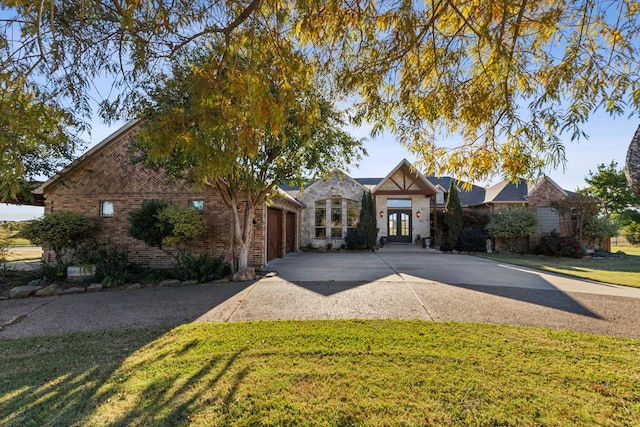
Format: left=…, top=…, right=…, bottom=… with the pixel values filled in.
left=42, top=126, right=266, bottom=267
left=298, top=172, right=366, bottom=248
left=374, top=194, right=432, bottom=243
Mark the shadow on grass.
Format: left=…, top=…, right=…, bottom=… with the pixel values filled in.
left=0, top=328, right=252, bottom=426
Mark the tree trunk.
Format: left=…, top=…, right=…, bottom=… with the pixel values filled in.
left=228, top=197, right=255, bottom=273
left=626, top=125, right=640, bottom=200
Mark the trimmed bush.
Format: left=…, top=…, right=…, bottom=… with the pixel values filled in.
left=174, top=252, right=229, bottom=283
left=457, top=227, right=488, bottom=252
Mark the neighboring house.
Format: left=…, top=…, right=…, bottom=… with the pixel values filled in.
left=32, top=121, right=588, bottom=266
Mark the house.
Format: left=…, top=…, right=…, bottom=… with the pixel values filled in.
left=33, top=121, right=583, bottom=266
left=33, top=120, right=303, bottom=267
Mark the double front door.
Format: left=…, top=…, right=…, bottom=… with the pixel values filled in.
left=387, top=209, right=412, bottom=243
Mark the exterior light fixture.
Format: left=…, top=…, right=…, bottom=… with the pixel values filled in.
left=379, top=210, right=384, bottom=218
left=416, top=211, right=421, bottom=218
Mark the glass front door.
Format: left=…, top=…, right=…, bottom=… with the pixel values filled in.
left=387, top=209, right=412, bottom=243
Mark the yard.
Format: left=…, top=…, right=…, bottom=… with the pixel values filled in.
left=476, top=243, right=640, bottom=288
left=0, top=227, right=41, bottom=262
left=1, top=320, right=639, bottom=426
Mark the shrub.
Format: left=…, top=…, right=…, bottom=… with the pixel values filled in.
left=559, top=236, right=584, bottom=258
left=535, top=230, right=562, bottom=256
left=487, top=208, right=538, bottom=253
left=20, top=212, right=94, bottom=265
left=129, top=200, right=206, bottom=258
left=174, top=252, right=229, bottom=283
left=128, top=200, right=171, bottom=249
left=345, top=229, right=367, bottom=250
left=583, top=216, right=619, bottom=247
left=457, top=227, right=488, bottom=252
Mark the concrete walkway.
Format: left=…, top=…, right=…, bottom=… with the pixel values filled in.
left=2, top=252, right=640, bottom=339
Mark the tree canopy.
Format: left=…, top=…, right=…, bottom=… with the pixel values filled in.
left=2, top=1, right=640, bottom=188
left=130, top=42, right=364, bottom=270
left=579, top=161, right=639, bottom=218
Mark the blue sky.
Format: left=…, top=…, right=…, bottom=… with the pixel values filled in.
left=1, top=109, right=637, bottom=221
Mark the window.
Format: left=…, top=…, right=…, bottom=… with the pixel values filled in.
left=347, top=200, right=359, bottom=233
left=100, top=201, right=114, bottom=216
left=537, top=207, right=559, bottom=233
left=331, top=199, right=342, bottom=238
left=315, top=200, right=326, bottom=238
left=387, top=199, right=412, bottom=208
left=190, top=200, right=204, bottom=213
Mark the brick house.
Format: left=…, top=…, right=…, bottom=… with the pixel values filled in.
left=33, top=120, right=595, bottom=265
left=34, top=120, right=303, bottom=267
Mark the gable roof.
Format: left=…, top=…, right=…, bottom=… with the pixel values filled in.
left=372, top=159, right=438, bottom=195
left=34, top=119, right=141, bottom=195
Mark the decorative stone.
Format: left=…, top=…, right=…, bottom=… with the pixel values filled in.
left=126, top=283, right=141, bottom=290
left=182, top=279, right=198, bottom=286
left=62, top=286, right=86, bottom=295
left=10, top=285, right=43, bottom=299
left=35, top=284, right=61, bottom=297
left=87, top=283, right=103, bottom=292
left=159, top=279, right=182, bottom=287
left=232, top=267, right=255, bottom=282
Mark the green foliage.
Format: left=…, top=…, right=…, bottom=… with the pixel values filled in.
left=613, top=209, right=640, bottom=227
left=623, top=223, right=640, bottom=245
left=551, top=195, right=601, bottom=239
left=20, top=212, right=94, bottom=265
left=0, top=236, right=10, bottom=263
left=355, top=190, right=377, bottom=250
left=174, top=252, right=230, bottom=283
left=156, top=204, right=206, bottom=247
left=128, top=200, right=171, bottom=249
left=444, top=180, right=463, bottom=250
left=579, top=161, right=639, bottom=217
left=583, top=216, right=620, bottom=246
left=535, top=230, right=562, bottom=257
left=487, top=208, right=538, bottom=253
left=85, top=244, right=131, bottom=288
left=0, top=85, right=82, bottom=202
left=457, top=227, right=488, bottom=252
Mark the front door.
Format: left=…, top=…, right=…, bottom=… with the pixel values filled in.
left=387, top=209, right=412, bottom=243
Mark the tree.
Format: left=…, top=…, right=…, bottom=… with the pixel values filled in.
left=3, top=1, right=640, bottom=193
left=0, top=84, right=82, bottom=202
left=579, top=161, right=639, bottom=218
left=487, top=208, right=538, bottom=253
left=131, top=44, right=363, bottom=272
left=444, top=180, right=463, bottom=250
left=582, top=216, right=620, bottom=248
left=551, top=195, right=601, bottom=240
left=20, top=212, right=94, bottom=266
left=356, top=190, right=377, bottom=250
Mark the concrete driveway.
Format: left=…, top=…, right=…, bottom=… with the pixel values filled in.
left=2, top=251, right=640, bottom=339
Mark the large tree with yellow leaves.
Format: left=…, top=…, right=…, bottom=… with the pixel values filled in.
left=2, top=1, right=640, bottom=193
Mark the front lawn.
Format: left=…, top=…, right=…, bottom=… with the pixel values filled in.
left=1, top=321, right=639, bottom=426
left=476, top=245, right=640, bottom=288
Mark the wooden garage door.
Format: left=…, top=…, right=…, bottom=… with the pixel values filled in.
left=286, top=212, right=296, bottom=254
left=267, top=208, right=283, bottom=261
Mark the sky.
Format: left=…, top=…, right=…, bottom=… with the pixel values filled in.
left=1, top=109, right=637, bottom=221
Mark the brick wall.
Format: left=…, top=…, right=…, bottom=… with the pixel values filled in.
left=42, top=126, right=265, bottom=267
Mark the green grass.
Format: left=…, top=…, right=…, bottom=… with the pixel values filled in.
left=476, top=245, right=640, bottom=288
left=1, top=321, right=639, bottom=426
